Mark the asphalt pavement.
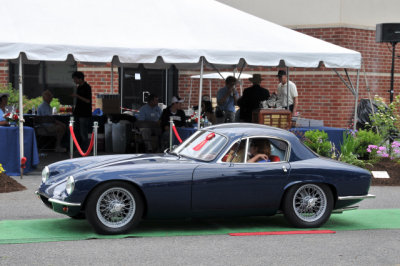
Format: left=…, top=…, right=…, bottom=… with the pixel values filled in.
left=0, top=172, right=400, bottom=266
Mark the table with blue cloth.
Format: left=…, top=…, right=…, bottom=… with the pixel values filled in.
left=173, top=127, right=198, bottom=145
left=0, top=126, right=39, bottom=176
left=289, top=126, right=347, bottom=151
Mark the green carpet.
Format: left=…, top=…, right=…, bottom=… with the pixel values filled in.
left=1, top=209, right=400, bottom=244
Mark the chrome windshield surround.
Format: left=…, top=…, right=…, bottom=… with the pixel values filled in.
left=217, top=135, right=291, bottom=163
left=338, top=194, right=376, bottom=200
left=48, top=198, right=81, bottom=207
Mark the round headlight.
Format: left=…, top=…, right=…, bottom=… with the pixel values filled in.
left=41, top=166, right=50, bottom=183
left=66, top=176, right=75, bottom=195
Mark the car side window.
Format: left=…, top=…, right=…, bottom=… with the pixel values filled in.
left=221, top=140, right=246, bottom=163
left=246, top=137, right=288, bottom=163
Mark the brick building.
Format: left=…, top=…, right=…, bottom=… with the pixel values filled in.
left=1, top=0, right=398, bottom=128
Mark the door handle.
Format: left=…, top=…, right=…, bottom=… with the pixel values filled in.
left=282, top=165, right=288, bottom=173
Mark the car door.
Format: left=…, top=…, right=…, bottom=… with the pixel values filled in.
left=191, top=137, right=290, bottom=214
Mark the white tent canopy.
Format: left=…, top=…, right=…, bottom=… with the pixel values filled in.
left=0, top=0, right=361, bottom=69
left=0, top=0, right=362, bottom=172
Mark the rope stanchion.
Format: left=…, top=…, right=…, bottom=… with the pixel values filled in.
left=172, top=124, right=183, bottom=143
left=69, top=125, right=95, bottom=156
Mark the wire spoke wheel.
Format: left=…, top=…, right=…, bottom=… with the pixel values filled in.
left=293, top=184, right=327, bottom=222
left=283, top=183, right=333, bottom=228
left=96, top=187, right=136, bottom=228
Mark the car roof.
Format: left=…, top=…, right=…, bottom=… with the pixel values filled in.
left=207, top=123, right=296, bottom=139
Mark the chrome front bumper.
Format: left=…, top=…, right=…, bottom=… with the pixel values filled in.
left=35, top=191, right=81, bottom=207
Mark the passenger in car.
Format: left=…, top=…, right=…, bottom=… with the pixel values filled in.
left=248, top=139, right=271, bottom=163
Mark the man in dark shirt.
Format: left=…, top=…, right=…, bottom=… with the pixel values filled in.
left=160, top=96, right=186, bottom=149
left=238, top=74, right=270, bottom=122
left=71, top=71, right=92, bottom=149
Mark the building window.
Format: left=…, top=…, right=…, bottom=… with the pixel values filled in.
left=9, top=61, right=76, bottom=104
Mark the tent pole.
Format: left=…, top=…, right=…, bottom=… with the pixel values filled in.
left=333, top=69, right=355, bottom=95
left=165, top=67, right=168, bottom=106
left=344, top=69, right=355, bottom=93
left=362, top=62, right=376, bottom=118
left=209, top=80, right=212, bottom=100
left=286, top=67, right=289, bottom=111
left=353, top=70, right=360, bottom=131
left=188, top=79, right=193, bottom=112
left=207, top=62, right=225, bottom=80
left=111, top=62, right=114, bottom=93
left=18, top=55, right=24, bottom=179
left=237, top=61, right=246, bottom=80
left=120, top=66, right=124, bottom=113
left=197, top=58, right=204, bottom=129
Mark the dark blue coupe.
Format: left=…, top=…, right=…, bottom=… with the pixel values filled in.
left=37, top=123, right=375, bottom=235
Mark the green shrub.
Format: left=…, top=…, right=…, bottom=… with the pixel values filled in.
left=303, top=130, right=333, bottom=157
left=339, top=131, right=371, bottom=168
left=368, top=95, right=400, bottom=141
left=355, top=129, right=383, bottom=159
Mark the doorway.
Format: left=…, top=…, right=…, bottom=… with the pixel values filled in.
left=119, top=66, right=178, bottom=110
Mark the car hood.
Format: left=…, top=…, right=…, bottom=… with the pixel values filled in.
left=46, top=153, right=189, bottom=183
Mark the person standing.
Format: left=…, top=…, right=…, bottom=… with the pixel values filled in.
left=71, top=71, right=92, bottom=149
left=216, top=76, right=239, bottom=123
left=238, top=74, right=270, bottom=122
left=276, top=70, right=298, bottom=115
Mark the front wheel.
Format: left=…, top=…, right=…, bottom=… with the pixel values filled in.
left=85, top=181, right=144, bottom=235
left=283, top=183, right=333, bottom=228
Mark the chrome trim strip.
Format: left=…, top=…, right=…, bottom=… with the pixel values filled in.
left=332, top=206, right=359, bottom=213
left=338, top=194, right=376, bottom=200
left=48, top=198, right=81, bottom=207
left=217, top=135, right=291, bottom=163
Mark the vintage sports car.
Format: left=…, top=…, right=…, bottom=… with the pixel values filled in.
left=37, top=123, right=375, bottom=235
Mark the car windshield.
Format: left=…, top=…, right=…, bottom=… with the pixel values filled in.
left=174, top=130, right=228, bottom=161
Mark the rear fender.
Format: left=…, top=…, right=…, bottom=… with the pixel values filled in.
left=280, top=181, right=338, bottom=210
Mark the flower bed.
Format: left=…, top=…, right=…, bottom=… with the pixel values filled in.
left=0, top=173, right=26, bottom=193
left=367, top=158, right=400, bottom=186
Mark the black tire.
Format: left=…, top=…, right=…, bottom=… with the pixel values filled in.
left=283, top=183, right=333, bottom=228
left=85, top=181, right=144, bottom=235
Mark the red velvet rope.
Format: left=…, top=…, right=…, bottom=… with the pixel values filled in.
left=172, top=124, right=183, bottom=143
left=69, top=125, right=95, bottom=156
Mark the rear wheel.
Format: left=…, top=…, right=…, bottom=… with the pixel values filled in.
left=283, top=183, right=333, bottom=228
left=86, top=181, right=144, bottom=235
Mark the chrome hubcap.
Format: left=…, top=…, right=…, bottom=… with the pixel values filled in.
left=293, top=184, right=327, bottom=222
left=96, top=187, right=136, bottom=228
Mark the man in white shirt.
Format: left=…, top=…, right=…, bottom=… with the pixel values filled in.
left=276, top=70, right=298, bottom=115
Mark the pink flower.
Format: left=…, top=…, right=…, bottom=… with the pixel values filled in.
left=381, top=153, right=389, bottom=158
left=378, top=146, right=386, bottom=151
left=368, top=145, right=378, bottom=149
